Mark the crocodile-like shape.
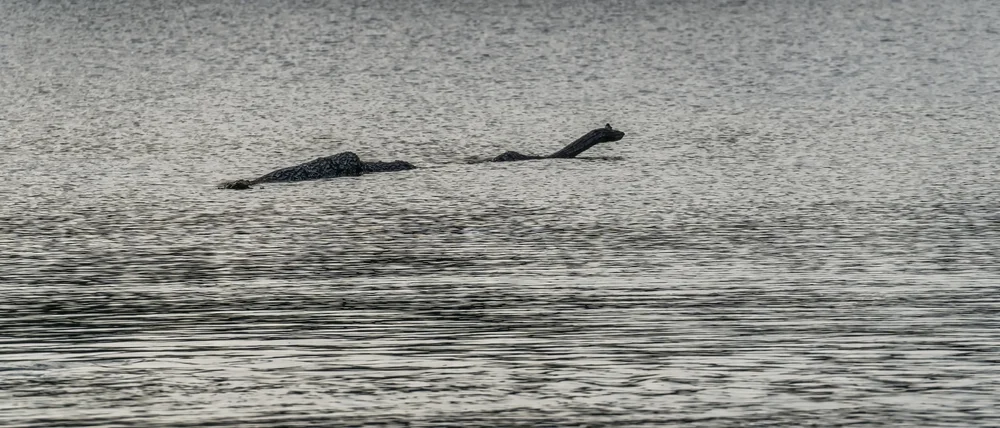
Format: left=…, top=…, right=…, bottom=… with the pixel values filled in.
left=220, top=151, right=415, bottom=190
left=220, top=124, right=625, bottom=189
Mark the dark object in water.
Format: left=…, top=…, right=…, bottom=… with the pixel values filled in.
left=219, top=124, right=625, bottom=189
left=220, top=151, right=415, bottom=190
left=488, top=123, right=625, bottom=162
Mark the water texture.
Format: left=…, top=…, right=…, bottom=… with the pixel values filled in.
left=1, top=0, right=998, bottom=426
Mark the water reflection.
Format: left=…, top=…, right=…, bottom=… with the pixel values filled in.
left=3, top=182, right=998, bottom=425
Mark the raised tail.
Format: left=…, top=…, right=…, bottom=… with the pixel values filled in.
left=548, top=123, right=625, bottom=159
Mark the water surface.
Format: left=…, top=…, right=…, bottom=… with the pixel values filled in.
left=1, top=0, right=998, bottom=426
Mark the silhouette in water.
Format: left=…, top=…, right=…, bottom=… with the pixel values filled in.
left=487, top=123, right=625, bottom=162
left=220, top=124, right=625, bottom=190
left=220, top=152, right=414, bottom=190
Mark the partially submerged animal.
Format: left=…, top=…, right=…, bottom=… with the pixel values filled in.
left=219, top=152, right=414, bottom=190
left=486, top=123, right=626, bottom=162
left=220, top=124, right=625, bottom=189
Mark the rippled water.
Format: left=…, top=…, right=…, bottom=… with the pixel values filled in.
left=2, top=0, right=999, bottom=426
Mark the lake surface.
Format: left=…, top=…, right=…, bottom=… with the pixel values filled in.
left=2, top=0, right=999, bottom=426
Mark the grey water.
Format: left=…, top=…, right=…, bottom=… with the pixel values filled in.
left=1, top=0, right=999, bottom=426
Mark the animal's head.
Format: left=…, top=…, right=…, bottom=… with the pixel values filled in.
left=596, top=123, right=625, bottom=143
